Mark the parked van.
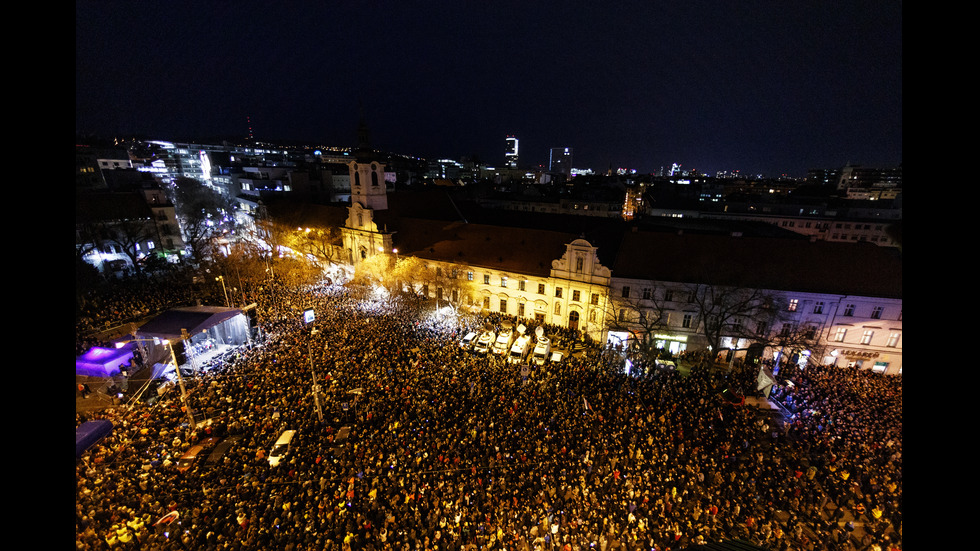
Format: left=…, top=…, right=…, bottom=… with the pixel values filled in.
left=492, top=327, right=515, bottom=356
left=473, top=331, right=495, bottom=355
left=508, top=335, right=532, bottom=364
left=531, top=337, right=551, bottom=366
left=268, top=430, right=297, bottom=467
left=459, top=332, right=477, bottom=351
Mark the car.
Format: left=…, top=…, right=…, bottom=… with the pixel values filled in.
left=207, top=435, right=244, bottom=464
left=473, top=331, right=495, bottom=355
left=176, top=445, right=205, bottom=473
left=268, top=430, right=297, bottom=467
left=459, top=332, right=477, bottom=351
left=656, top=360, right=677, bottom=370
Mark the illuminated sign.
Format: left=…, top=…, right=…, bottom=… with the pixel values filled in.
left=303, top=308, right=315, bottom=324
left=841, top=350, right=880, bottom=359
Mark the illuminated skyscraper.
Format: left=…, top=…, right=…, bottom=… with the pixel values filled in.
left=505, top=136, right=519, bottom=168
left=549, top=147, right=573, bottom=178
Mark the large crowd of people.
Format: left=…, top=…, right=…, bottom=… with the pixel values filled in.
left=76, top=277, right=902, bottom=551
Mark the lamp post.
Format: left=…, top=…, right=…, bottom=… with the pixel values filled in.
left=216, top=275, right=230, bottom=307
left=309, top=327, right=324, bottom=423
left=164, top=339, right=197, bottom=429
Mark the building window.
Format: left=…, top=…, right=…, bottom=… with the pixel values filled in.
left=555, top=287, right=563, bottom=298
left=519, top=279, right=526, bottom=291
left=871, top=306, right=883, bottom=319
left=622, top=286, right=630, bottom=298
left=813, top=301, right=825, bottom=314
left=687, top=291, right=696, bottom=303
left=834, top=327, right=847, bottom=342
left=619, top=309, right=627, bottom=322
left=436, top=267, right=443, bottom=277
left=467, top=271, right=474, bottom=281
left=501, top=276, right=508, bottom=288
left=538, top=283, right=546, bottom=295
left=591, top=293, right=599, bottom=305
left=887, top=332, right=900, bottom=347
left=500, top=299, right=507, bottom=313
left=572, top=290, right=581, bottom=302
left=843, top=304, right=855, bottom=316
left=861, top=330, right=874, bottom=345
left=664, top=290, right=674, bottom=302
left=484, top=274, right=491, bottom=285
left=682, top=313, right=693, bottom=328
left=518, top=303, right=525, bottom=317
left=642, top=288, right=652, bottom=300
left=732, top=318, right=742, bottom=332
left=788, top=299, right=798, bottom=312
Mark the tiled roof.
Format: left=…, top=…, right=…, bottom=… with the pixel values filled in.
left=262, top=193, right=902, bottom=299
left=611, top=230, right=902, bottom=298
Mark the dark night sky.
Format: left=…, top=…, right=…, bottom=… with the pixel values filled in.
left=76, top=1, right=902, bottom=177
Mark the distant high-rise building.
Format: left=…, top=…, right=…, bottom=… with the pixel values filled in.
left=505, top=136, right=519, bottom=168
left=835, top=164, right=902, bottom=190
left=549, top=147, right=573, bottom=178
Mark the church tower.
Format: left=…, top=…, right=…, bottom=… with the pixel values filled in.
left=343, top=117, right=392, bottom=265
left=348, top=160, right=388, bottom=211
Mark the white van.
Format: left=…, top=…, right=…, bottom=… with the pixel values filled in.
left=459, top=332, right=477, bottom=351
left=531, top=337, right=551, bottom=366
left=473, top=331, right=495, bottom=355
left=508, top=335, right=532, bottom=364
left=268, top=430, right=296, bottom=467
left=492, top=327, right=515, bottom=356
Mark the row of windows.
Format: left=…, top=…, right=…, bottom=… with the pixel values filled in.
left=792, top=300, right=891, bottom=319
left=475, top=273, right=898, bottom=323
left=833, top=328, right=901, bottom=347
left=476, top=273, right=605, bottom=305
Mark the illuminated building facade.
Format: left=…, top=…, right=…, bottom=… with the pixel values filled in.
left=264, top=180, right=903, bottom=374
left=505, top=136, right=519, bottom=168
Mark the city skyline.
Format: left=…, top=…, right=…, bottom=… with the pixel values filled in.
left=76, top=2, right=902, bottom=177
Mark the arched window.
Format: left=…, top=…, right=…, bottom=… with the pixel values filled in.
left=371, top=166, right=379, bottom=186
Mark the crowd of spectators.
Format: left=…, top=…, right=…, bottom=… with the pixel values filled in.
left=76, top=279, right=902, bottom=551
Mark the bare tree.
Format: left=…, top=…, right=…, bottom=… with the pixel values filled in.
left=684, top=282, right=787, bottom=358
left=601, top=289, right=672, bottom=368
left=171, top=177, right=234, bottom=263
left=289, top=226, right=344, bottom=270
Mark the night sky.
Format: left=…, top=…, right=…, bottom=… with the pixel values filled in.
left=76, top=1, right=902, bottom=177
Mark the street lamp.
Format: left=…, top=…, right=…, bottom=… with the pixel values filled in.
left=309, top=327, right=324, bottom=422
left=162, top=339, right=197, bottom=429
left=216, top=275, right=230, bottom=307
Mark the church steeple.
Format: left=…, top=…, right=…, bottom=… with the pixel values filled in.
left=348, top=159, right=388, bottom=211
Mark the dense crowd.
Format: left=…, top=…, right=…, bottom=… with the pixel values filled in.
left=76, top=281, right=902, bottom=551
left=76, top=271, right=226, bottom=355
